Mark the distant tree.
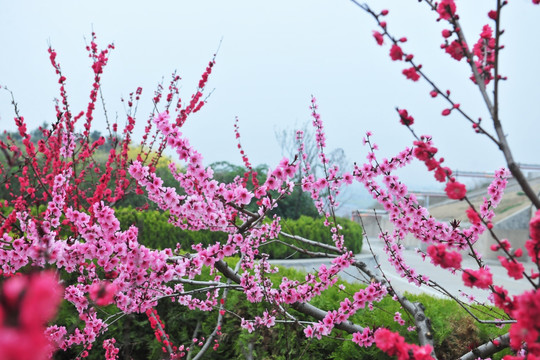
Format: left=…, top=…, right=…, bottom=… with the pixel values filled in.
left=210, top=160, right=319, bottom=219
left=275, top=121, right=351, bottom=214
left=210, top=160, right=267, bottom=186
left=271, top=185, right=319, bottom=219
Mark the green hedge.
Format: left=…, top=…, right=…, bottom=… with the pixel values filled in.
left=53, top=261, right=510, bottom=360
left=273, top=215, right=362, bottom=258
left=115, top=207, right=226, bottom=251
left=1, top=206, right=362, bottom=258
left=115, top=208, right=362, bottom=258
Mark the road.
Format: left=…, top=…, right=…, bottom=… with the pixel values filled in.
left=269, top=240, right=537, bottom=303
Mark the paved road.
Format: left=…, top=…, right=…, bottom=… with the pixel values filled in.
left=370, top=240, right=538, bottom=302
left=269, top=240, right=537, bottom=303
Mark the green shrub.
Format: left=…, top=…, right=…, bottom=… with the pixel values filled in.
left=272, top=215, right=363, bottom=259
left=5, top=205, right=505, bottom=359
left=115, top=206, right=227, bottom=251
left=115, top=208, right=363, bottom=259
left=52, top=261, right=509, bottom=359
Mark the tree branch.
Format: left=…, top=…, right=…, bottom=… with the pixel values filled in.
left=192, top=256, right=243, bottom=360
left=213, top=259, right=365, bottom=334
left=459, top=333, right=510, bottom=360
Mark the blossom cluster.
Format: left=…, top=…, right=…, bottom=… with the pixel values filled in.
left=375, top=328, right=433, bottom=360
left=103, top=338, right=120, bottom=360
left=303, top=282, right=387, bottom=340
left=0, top=271, right=63, bottom=360
left=3, top=1, right=540, bottom=355
left=0, top=37, right=226, bottom=355
left=0, top=78, right=519, bottom=360
left=147, top=308, right=187, bottom=358
left=371, top=11, right=420, bottom=83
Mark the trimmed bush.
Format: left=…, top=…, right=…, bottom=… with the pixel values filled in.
left=115, top=208, right=362, bottom=258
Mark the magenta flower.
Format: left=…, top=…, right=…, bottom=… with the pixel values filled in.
left=437, top=0, right=456, bottom=20
left=372, top=31, right=384, bottom=45
left=402, top=67, right=420, bottom=81
left=427, top=244, right=462, bottom=269
left=445, top=181, right=466, bottom=200
left=89, top=281, right=118, bottom=306
left=389, top=44, right=404, bottom=61
left=462, top=268, right=493, bottom=289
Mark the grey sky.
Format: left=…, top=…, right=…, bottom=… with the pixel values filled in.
left=1, top=0, right=539, bottom=192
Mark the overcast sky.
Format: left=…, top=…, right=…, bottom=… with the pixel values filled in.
left=1, top=0, right=539, bottom=193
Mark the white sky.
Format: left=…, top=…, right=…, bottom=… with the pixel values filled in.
left=1, top=0, right=539, bottom=192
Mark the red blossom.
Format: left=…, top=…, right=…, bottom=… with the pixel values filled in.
left=427, top=244, right=462, bottom=269
left=445, top=40, right=466, bottom=61
left=441, top=29, right=452, bottom=38
left=480, top=25, right=493, bottom=39
left=437, top=0, right=457, bottom=20
left=466, top=207, right=481, bottom=225
left=425, top=158, right=439, bottom=171
left=374, top=328, right=407, bottom=358
left=389, top=44, right=404, bottom=61
left=530, top=210, right=540, bottom=242
left=445, top=181, right=466, bottom=200
left=375, top=328, right=433, bottom=359
left=470, top=25, right=496, bottom=85
left=373, top=31, right=384, bottom=45
left=397, top=108, right=414, bottom=126
left=434, top=166, right=451, bottom=182
left=527, top=210, right=540, bottom=264
left=402, top=67, right=420, bottom=81
left=413, top=140, right=437, bottom=162
left=493, top=286, right=514, bottom=313
left=462, top=268, right=493, bottom=289
left=498, top=256, right=524, bottom=280
left=508, top=290, right=540, bottom=355
left=526, top=238, right=540, bottom=264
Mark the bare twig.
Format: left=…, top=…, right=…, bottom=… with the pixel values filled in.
left=186, top=320, right=201, bottom=360
left=192, top=256, right=243, bottom=360
left=359, top=215, right=436, bottom=356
